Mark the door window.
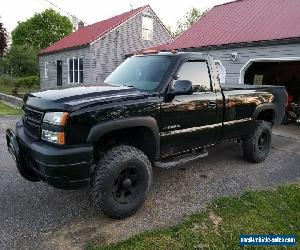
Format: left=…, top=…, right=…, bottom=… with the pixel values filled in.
left=177, top=61, right=212, bottom=92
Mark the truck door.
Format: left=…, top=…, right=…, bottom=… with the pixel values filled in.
left=160, top=60, right=220, bottom=156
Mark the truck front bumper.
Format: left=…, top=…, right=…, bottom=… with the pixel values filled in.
left=6, top=120, right=94, bottom=190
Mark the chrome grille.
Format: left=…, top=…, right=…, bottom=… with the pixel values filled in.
left=23, top=106, right=43, bottom=139
left=23, top=106, right=43, bottom=123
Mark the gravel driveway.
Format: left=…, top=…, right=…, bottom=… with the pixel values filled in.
left=1, top=116, right=300, bottom=250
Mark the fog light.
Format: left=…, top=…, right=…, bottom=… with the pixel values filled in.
left=41, top=129, right=65, bottom=145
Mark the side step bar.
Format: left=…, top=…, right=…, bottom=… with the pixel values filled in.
left=154, top=149, right=208, bottom=169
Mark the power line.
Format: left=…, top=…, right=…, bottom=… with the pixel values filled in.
left=38, top=0, right=86, bottom=24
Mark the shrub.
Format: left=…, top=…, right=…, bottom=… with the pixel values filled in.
left=16, top=75, right=39, bottom=89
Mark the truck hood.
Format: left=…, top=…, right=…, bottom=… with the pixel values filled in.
left=24, top=84, right=150, bottom=111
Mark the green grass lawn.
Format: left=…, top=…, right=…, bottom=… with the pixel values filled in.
left=92, top=183, right=300, bottom=250
left=0, top=102, right=22, bottom=115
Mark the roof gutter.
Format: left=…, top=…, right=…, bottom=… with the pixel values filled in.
left=175, top=37, right=300, bottom=51
left=39, top=43, right=90, bottom=56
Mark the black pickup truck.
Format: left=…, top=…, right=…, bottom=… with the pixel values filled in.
left=6, top=52, right=286, bottom=218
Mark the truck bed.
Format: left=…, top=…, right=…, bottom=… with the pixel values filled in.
left=221, top=84, right=286, bottom=125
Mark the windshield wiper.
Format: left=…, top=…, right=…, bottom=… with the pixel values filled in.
left=105, top=82, right=136, bottom=88
left=121, top=83, right=136, bottom=88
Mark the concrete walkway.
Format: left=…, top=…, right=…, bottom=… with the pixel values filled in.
left=273, top=123, right=300, bottom=140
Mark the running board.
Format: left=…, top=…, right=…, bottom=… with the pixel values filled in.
left=154, top=149, right=208, bottom=169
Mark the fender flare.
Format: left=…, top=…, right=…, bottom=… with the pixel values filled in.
left=87, top=116, right=160, bottom=159
left=252, top=103, right=275, bottom=121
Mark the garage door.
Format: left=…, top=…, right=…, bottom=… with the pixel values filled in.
left=244, top=61, right=300, bottom=102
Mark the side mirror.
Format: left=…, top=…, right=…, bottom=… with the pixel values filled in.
left=171, top=80, right=193, bottom=96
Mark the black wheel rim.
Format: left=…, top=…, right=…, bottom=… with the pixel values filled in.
left=258, top=131, right=269, bottom=153
left=112, top=167, right=141, bottom=204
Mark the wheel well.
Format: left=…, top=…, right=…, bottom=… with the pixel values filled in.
left=94, top=127, right=156, bottom=162
left=256, top=109, right=275, bottom=123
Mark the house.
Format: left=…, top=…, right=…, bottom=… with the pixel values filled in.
left=39, top=5, right=173, bottom=89
left=155, top=0, right=300, bottom=102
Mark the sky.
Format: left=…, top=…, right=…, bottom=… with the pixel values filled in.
left=0, top=0, right=233, bottom=33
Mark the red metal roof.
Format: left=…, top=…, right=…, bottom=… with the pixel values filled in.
left=41, top=6, right=147, bottom=54
left=159, top=0, right=300, bottom=50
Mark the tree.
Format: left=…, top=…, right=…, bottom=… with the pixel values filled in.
left=0, top=22, right=8, bottom=57
left=3, top=45, right=39, bottom=77
left=11, top=9, right=73, bottom=50
left=173, top=7, right=207, bottom=37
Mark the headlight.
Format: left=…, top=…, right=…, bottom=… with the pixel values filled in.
left=42, top=112, right=68, bottom=144
left=41, top=129, right=65, bottom=144
left=43, top=112, right=69, bottom=126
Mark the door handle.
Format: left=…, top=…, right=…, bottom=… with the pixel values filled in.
left=207, top=101, right=217, bottom=109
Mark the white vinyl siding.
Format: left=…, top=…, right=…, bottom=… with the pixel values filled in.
left=196, top=42, right=300, bottom=85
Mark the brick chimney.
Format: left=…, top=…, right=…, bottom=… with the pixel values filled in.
left=77, top=21, right=84, bottom=30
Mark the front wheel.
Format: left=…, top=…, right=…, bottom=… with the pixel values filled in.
left=92, top=145, right=152, bottom=219
left=243, top=121, right=272, bottom=163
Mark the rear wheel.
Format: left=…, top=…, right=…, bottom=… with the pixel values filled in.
left=243, top=120, right=272, bottom=163
left=92, top=145, right=152, bottom=219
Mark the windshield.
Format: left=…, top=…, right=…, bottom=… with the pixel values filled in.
left=104, top=56, right=172, bottom=91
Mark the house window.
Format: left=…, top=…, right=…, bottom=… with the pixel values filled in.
left=45, top=61, right=49, bottom=78
left=68, top=58, right=83, bottom=83
left=142, top=16, right=153, bottom=41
